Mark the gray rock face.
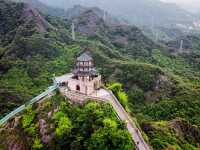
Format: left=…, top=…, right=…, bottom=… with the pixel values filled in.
left=39, top=119, right=51, bottom=144
left=22, top=3, right=54, bottom=33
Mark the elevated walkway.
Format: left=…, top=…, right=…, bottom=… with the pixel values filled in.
left=108, top=91, right=151, bottom=150
left=0, top=84, right=58, bottom=125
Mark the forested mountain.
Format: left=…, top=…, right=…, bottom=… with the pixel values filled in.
left=166, top=34, right=200, bottom=53
left=39, top=0, right=199, bottom=28
left=0, top=0, right=66, bottom=116
left=20, top=0, right=200, bottom=42
left=25, top=0, right=200, bottom=43
left=20, top=0, right=68, bottom=18
left=1, top=0, right=200, bottom=149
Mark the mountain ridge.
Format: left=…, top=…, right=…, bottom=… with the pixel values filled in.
left=38, top=0, right=199, bottom=28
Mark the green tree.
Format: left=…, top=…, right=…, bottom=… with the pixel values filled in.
left=22, top=107, right=35, bottom=129
left=55, top=116, right=73, bottom=137
left=87, top=125, right=134, bottom=150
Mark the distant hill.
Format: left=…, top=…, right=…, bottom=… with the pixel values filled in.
left=66, top=5, right=125, bottom=26
left=21, top=0, right=200, bottom=42
left=1, top=0, right=53, bottom=36
left=12, top=0, right=68, bottom=17
left=142, top=26, right=188, bottom=42
left=38, top=0, right=199, bottom=28
left=70, top=7, right=160, bottom=57
left=165, top=34, right=200, bottom=61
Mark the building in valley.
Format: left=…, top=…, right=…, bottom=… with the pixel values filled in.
left=54, top=50, right=101, bottom=95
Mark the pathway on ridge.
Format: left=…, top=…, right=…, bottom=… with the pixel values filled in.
left=107, top=91, right=151, bottom=150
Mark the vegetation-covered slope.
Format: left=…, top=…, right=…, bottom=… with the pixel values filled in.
left=0, top=94, right=134, bottom=149
left=1, top=0, right=200, bottom=149
left=0, top=0, right=73, bottom=117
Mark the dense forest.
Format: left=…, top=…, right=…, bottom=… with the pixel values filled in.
left=0, top=94, right=134, bottom=149
left=1, top=0, right=200, bottom=149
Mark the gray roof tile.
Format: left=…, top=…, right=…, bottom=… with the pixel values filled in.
left=77, top=52, right=93, bottom=61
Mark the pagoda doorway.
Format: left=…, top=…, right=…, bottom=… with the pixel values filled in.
left=76, top=85, right=80, bottom=91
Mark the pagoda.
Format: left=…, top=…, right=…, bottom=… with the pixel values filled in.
left=54, top=50, right=101, bottom=95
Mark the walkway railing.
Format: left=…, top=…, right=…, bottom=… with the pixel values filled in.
left=107, top=90, right=151, bottom=150
left=0, top=84, right=58, bottom=126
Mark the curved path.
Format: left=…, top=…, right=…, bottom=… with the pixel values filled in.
left=107, top=91, right=151, bottom=150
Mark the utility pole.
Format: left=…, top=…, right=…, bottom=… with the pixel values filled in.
left=103, top=10, right=106, bottom=22
left=71, top=22, right=76, bottom=41
left=155, top=31, right=158, bottom=42
left=179, top=40, right=183, bottom=51
left=151, top=16, right=158, bottom=42
left=151, top=16, right=154, bottom=31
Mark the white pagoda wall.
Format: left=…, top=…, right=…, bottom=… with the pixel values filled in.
left=67, top=75, right=101, bottom=95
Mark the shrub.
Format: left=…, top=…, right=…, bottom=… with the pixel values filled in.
left=32, top=137, right=43, bottom=150
left=103, top=118, right=117, bottom=129
left=24, top=124, right=38, bottom=136
left=108, top=82, right=122, bottom=94
left=128, top=86, right=145, bottom=103
left=53, top=111, right=66, bottom=123
left=108, top=82, right=129, bottom=109
left=117, top=91, right=128, bottom=108
left=22, top=107, right=35, bottom=129
left=55, top=116, right=73, bottom=137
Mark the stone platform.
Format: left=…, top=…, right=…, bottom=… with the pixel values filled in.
left=59, top=87, right=110, bottom=104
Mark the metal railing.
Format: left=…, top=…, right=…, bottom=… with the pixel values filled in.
left=0, top=84, right=58, bottom=125
left=107, top=90, right=151, bottom=150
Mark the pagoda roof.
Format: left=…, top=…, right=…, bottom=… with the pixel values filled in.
left=77, top=52, right=93, bottom=62
left=73, top=68, right=98, bottom=76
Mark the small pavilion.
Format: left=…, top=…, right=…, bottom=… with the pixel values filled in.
left=54, top=50, right=101, bottom=95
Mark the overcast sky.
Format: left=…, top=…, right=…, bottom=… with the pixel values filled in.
left=160, top=0, right=200, bottom=12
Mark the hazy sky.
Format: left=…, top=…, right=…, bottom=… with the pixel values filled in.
left=161, top=0, right=200, bottom=12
